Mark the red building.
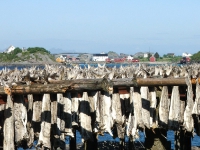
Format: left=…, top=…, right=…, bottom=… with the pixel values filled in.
left=149, top=56, right=156, bottom=62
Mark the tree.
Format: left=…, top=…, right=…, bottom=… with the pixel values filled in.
left=12, top=47, right=22, bottom=55
left=191, top=51, right=200, bottom=61
left=154, top=52, right=160, bottom=59
left=148, top=53, right=151, bottom=59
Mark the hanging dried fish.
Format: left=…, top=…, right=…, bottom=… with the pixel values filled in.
left=32, top=94, right=42, bottom=138
left=192, top=78, right=200, bottom=115
left=133, top=87, right=144, bottom=129
left=13, top=95, right=28, bottom=146
left=50, top=94, right=59, bottom=148
left=183, top=77, right=194, bottom=132
left=149, top=87, right=158, bottom=129
left=159, top=86, right=169, bottom=128
left=98, top=91, right=113, bottom=136
left=3, top=95, right=14, bottom=150
left=37, top=94, right=51, bottom=149
left=168, top=86, right=181, bottom=130
left=79, top=92, right=93, bottom=141
left=111, top=89, right=122, bottom=125
left=88, top=91, right=98, bottom=132
left=0, top=103, right=5, bottom=136
left=63, top=92, right=74, bottom=137
left=141, top=86, right=150, bottom=129
left=71, top=92, right=80, bottom=127
left=27, top=94, right=34, bottom=148
left=192, top=78, right=200, bottom=136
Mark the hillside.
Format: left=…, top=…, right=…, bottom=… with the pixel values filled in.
left=0, top=47, right=59, bottom=65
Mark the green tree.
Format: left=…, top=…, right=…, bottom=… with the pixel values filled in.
left=27, top=47, right=49, bottom=54
left=154, top=52, right=160, bottom=59
left=148, top=53, right=151, bottom=59
left=13, top=47, right=22, bottom=54
left=191, top=51, right=200, bottom=61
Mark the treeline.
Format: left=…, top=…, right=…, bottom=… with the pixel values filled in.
left=12, top=47, right=50, bottom=55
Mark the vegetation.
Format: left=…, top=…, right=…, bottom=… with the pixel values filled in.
left=0, top=47, right=55, bottom=63
left=191, top=51, right=200, bottom=62
left=154, top=52, right=160, bottom=59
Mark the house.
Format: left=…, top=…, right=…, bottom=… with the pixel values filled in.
left=182, top=52, right=192, bottom=57
left=166, top=53, right=175, bottom=57
left=92, top=53, right=108, bottom=61
left=5, top=45, right=15, bottom=53
left=126, top=55, right=133, bottom=61
left=150, top=56, right=156, bottom=62
left=133, top=52, right=145, bottom=58
left=143, top=53, right=149, bottom=58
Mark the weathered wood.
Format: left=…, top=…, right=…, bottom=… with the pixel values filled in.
left=0, top=78, right=198, bottom=95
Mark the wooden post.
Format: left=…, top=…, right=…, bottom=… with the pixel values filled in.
left=119, top=138, right=125, bottom=150
left=144, top=128, right=169, bottom=150
left=128, top=136, right=134, bottom=150
left=175, top=128, right=192, bottom=150
left=84, top=133, right=98, bottom=150
left=182, top=132, right=191, bottom=150
left=70, top=128, right=77, bottom=150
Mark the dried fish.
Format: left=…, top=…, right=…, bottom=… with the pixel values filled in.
left=71, top=92, right=80, bottom=127
left=133, top=87, right=144, bottom=129
left=37, top=94, right=51, bottom=149
left=159, top=86, right=169, bottom=128
left=27, top=94, right=34, bottom=148
left=98, top=91, right=113, bottom=136
left=168, top=86, right=181, bottom=130
left=183, top=77, right=194, bottom=132
left=63, top=92, right=74, bottom=137
left=192, top=78, right=200, bottom=115
left=149, top=87, right=158, bottom=128
left=79, top=92, right=93, bottom=140
left=3, top=95, right=14, bottom=150
left=141, top=86, right=150, bottom=129
left=88, top=91, right=98, bottom=131
left=13, top=95, right=28, bottom=145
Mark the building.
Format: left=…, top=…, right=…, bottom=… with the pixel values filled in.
left=166, top=53, right=175, bottom=57
left=126, top=55, right=133, bottom=61
left=92, top=53, right=108, bottom=61
left=182, top=52, right=192, bottom=57
left=5, top=45, right=15, bottom=53
left=150, top=56, right=156, bottom=62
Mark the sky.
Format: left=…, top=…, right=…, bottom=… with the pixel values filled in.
left=0, top=1, right=200, bottom=56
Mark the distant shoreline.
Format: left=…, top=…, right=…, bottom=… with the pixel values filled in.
left=0, top=61, right=175, bottom=67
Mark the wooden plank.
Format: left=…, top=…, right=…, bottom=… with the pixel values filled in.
left=0, top=78, right=198, bottom=95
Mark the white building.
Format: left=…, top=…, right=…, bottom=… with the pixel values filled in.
left=5, top=45, right=15, bottom=53
left=92, top=53, right=108, bottom=61
left=126, top=55, right=133, bottom=60
left=182, top=52, right=192, bottom=57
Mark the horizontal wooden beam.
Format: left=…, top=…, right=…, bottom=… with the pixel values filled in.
left=0, top=77, right=197, bottom=95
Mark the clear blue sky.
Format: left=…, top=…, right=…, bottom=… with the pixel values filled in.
left=0, top=1, right=200, bottom=56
